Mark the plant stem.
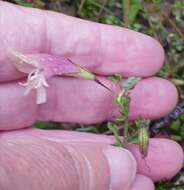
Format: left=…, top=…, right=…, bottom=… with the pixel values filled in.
left=123, top=0, right=130, bottom=27
left=123, top=119, right=129, bottom=146
left=160, top=9, right=184, bottom=41
left=96, top=0, right=109, bottom=21
left=78, top=0, right=86, bottom=15
left=95, top=79, right=113, bottom=92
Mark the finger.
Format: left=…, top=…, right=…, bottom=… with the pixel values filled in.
left=127, top=138, right=184, bottom=182
left=129, top=77, right=178, bottom=120
left=0, top=2, right=164, bottom=81
left=2, top=129, right=183, bottom=183
left=0, top=128, right=116, bottom=144
left=129, top=175, right=155, bottom=190
left=0, top=77, right=177, bottom=130
left=0, top=132, right=136, bottom=190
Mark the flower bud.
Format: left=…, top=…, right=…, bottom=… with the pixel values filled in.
left=68, top=66, right=96, bottom=80
left=138, top=126, right=150, bottom=158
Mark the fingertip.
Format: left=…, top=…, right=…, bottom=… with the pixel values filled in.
left=127, top=138, right=184, bottom=182
left=151, top=138, right=184, bottom=181
left=135, top=33, right=165, bottom=76
left=129, top=77, right=178, bottom=120
left=99, top=27, right=165, bottom=77
left=104, top=147, right=137, bottom=190
left=129, top=175, right=155, bottom=190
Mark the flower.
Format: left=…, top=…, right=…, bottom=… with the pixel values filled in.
left=9, top=49, right=51, bottom=104
left=20, top=69, right=49, bottom=104
left=8, top=49, right=96, bottom=104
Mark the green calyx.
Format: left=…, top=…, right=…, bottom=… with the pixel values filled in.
left=75, top=66, right=96, bottom=80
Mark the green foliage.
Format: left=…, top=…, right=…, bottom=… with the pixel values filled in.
left=13, top=0, right=33, bottom=7
left=108, top=74, right=122, bottom=83
left=34, top=122, right=63, bottom=130
left=76, top=125, right=99, bottom=133
left=116, top=95, right=130, bottom=117
left=127, top=0, right=141, bottom=25
left=101, top=15, right=122, bottom=25
left=171, top=1, right=184, bottom=24
left=156, top=182, right=168, bottom=190
left=156, top=182, right=184, bottom=190
left=107, top=122, right=122, bottom=146
left=170, top=113, right=184, bottom=141
left=122, top=76, right=141, bottom=91
left=77, top=0, right=123, bottom=25
left=108, top=77, right=145, bottom=147
left=77, top=0, right=100, bottom=19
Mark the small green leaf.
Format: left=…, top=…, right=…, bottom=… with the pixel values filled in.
left=107, top=122, right=123, bottom=147
left=128, top=0, right=141, bottom=25
left=180, top=125, right=184, bottom=138
left=171, top=120, right=181, bottom=131
left=108, top=74, right=122, bottom=83
left=116, top=95, right=129, bottom=107
left=34, top=122, right=63, bottom=129
left=180, top=113, right=184, bottom=121
left=115, top=115, right=127, bottom=123
left=14, top=0, right=33, bottom=7
left=115, top=95, right=130, bottom=117
left=76, top=126, right=99, bottom=133
left=130, top=136, right=139, bottom=144
left=123, top=77, right=141, bottom=91
left=136, top=118, right=150, bottom=127
left=156, top=182, right=168, bottom=190
left=107, top=122, right=120, bottom=135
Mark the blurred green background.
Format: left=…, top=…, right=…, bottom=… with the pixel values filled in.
left=5, top=0, right=184, bottom=189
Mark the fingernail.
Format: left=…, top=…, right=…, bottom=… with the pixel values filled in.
left=104, top=147, right=137, bottom=190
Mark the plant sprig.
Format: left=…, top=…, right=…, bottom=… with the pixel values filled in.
left=107, top=76, right=150, bottom=158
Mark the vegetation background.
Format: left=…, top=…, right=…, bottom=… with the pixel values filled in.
left=4, top=0, right=184, bottom=189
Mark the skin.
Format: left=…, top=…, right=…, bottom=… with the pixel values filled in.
left=0, top=1, right=183, bottom=190
left=129, top=175, right=155, bottom=190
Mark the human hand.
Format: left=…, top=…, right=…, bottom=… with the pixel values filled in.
left=0, top=1, right=183, bottom=190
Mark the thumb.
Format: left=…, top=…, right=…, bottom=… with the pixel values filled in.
left=129, top=175, right=155, bottom=190
left=0, top=132, right=136, bottom=190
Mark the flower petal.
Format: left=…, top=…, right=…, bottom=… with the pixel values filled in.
left=38, top=74, right=49, bottom=88
left=8, top=49, right=38, bottom=74
left=23, top=80, right=35, bottom=96
left=9, top=50, right=96, bottom=80
left=32, top=54, right=80, bottom=77
left=36, top=86, right=47, bottom=104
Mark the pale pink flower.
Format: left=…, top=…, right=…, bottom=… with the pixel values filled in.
left=8, top=49, right=81, bottom=104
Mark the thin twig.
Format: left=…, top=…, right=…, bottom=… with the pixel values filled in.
left=123, top=119, right=129, bottom=146
left=89, top=0, right=124, bottom=25
left=96, top=0, right=109, bottom=21
left=168, top=183, right=184, bottom=188
left=104, top=125, right=124, bottom=135
left=160, top=9, right=184, bottom=41
left=78, top=0, right=86, bottom=15
left=123, top=0, right=130, bottom=27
